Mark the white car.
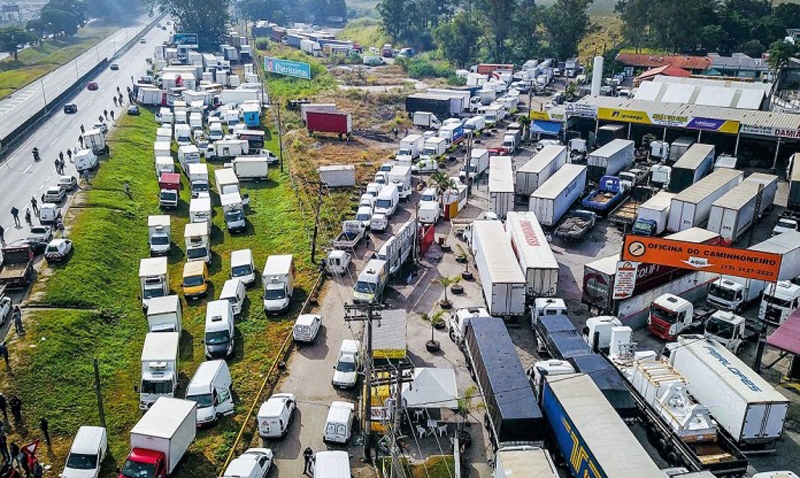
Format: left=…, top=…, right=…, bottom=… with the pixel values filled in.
left=0, top=296, right=11, bottom=325
left=45, top=239, right=73, bottom=262
left=58, top=175, right=78, bottom=191
left=44, top=185, right=66, bottom=203
left=221, top=448, right=273, bottom=478
left=293, top=314, right=322, bottom=343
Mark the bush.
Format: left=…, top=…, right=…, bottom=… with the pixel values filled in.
left=395, top=56, right=458, bottom=81
left=256, top=39, right=269, bottom=50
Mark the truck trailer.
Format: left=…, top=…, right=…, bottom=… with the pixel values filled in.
left=505, top=212, right=558, bottom=300
left=632, top=191, right=676, bottom=236
left=306, top=111, right=352, bottom=139
left=586, top=139, right=634, bottom=181
left=667, top=169, right=744, bottom=232
left=405, top=93, right=460, bottom=118
left=471, top=220, right=526, bottom=317
left=488, top=156, right=515, bottom=219
left=706, top=173, right=778, bottom=245
left=529, top=164, right=587, bottom=227
left=514, top=145, right=567, bottom=196
left=668, top=143, right=715, bottom=193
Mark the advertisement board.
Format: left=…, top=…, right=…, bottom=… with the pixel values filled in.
left=172, top=33, right=198, bottom=47
left=621, top=235, right=782, bottom=281
left=263, top=56, right=312, bottom=80
left=565, top=102, right=597, bottom=118
left=597, top=108, right=740, bottom=133
left=613, top=261, right=638, bottom=299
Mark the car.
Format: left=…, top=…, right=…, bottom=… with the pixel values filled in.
left=221, top=448, right=273, bottom=478
left=58, top=175, right=78, bottom=191
left=45, top=239, right=73, bottom=262
left=28, top=225, right=53, bottom=244
left=9, top=238, right=48, bottom=255
left=44, top=185, right=66, bottom=203
left=63, top=103, right=78, bottom=114
left=109, top=63, right=119, bottom=70
left=161, top=26, right=167, bottom=30
left=87, top=82, right=98, bottom=91
left=139, top=38, right=146, bottom=44
left=94, top=122, right=108, bottom=135
left=127, top=105, right=140, bottom=116
left=0, top=296, right=11, bottom=325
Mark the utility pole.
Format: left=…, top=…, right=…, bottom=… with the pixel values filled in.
left=309, top=180, right=326, bottom=264
left=344, top=302, right=388, bottom=463
left=747, top=183, right=765, bottom=247
left=465, top=131, right=473, bottom=199
left=93, top=358, right=106, bottom=429
left=275, top=102, right=285, bottom=173
left=371, top=362, right=414, bottom=478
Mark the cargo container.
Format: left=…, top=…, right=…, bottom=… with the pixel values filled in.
left=529, top=164, right=587, bottom=227
left=596, top=124, right=626, bottom=147
left=488, top=156, right=515, bottom=219
left=426, top=88, right=470, bottom=112
left=755, top=230, right=800, bottom=280
left=492, top=446, right=557, bottom=478
left=707, top=173, right=778, bottom=245
left=538, top=373, right=662, bottom=478
left=505, top=212, right=558, bottom=299
left=514, top=145, right=567, bottom=196
left=667, top=169, right=744, bottom=232
left=632, top=191, right=675, bottom=236
left=471, top=220, right=526, bottom=317
left=306, top=111, right=352, bottom=138
left=789, top=153, right=800, bottom=210
left=668, top=136, right=696, bottom=163
left=476, top=63, right=514, bottom=75
left=318, top=165, right=356, bottom=187
left=405, top=93, right=460, bottom=117
left=300, top=103, right=337, bottom=123
left=668, top=143, right=715, bottom=193
left=586, top=139, right=634, bottom=181
left=670, top=336, right=790, bottom=448
left=464, top=317, right=544, bottom=448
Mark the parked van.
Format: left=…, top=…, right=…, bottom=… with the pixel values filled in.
left=257, top=392, right=297, bottom=438
left=230, top=249, right=256, bottom=286
left=62, top=426, right=107, bottom=478
left=353, top=259, right=388, bottom=304
left=374, top=184, right=399, bottom=217
left=220, top=278, right=246, bottom=315
left=185, top=359, right=234, bottom=427
left=313, top=451, right=350, bottom=478
left=293, top=314, right=322, bottom=343
left=332, top=340, right=361, bottom=389
left=323, top=401, right=355, bottom=444
left=209, top=122, right=224, bottom=141
left=182, top=261, right=209, bottom=299
left=204, top=300, right=235, bottom=359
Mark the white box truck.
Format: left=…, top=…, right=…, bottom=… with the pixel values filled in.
left=121, top=397, right=196, bottom=476
left=146, top=295, right=182, bottom=333
left=214, top=167, right=240, bottom=196
left=506, top=212, right=559, bottom=299
left=632, top=191, right=675, bottom=237
left=529, top=164, right=587, bottom=227
left=177, top=145, right=200, bottom=173
left=471, top=220, right=526, bottom=317
left=187, top=163, right=209, bottom=199
left=670, top=335, right=789, bottom=447
left=221, top=192, right=246, bottom=232
left=586, top=139, right=634, bottom=181
left=139, top=257, right=169, bottom=309
left=263, top=254, right=294, bottom=314
left=232, top=156, right=268, bottom=181
left=148, top=215, right=171, bottom=256
left=514, top=145, right=567, bottom=196
left=489, top=156, right=515, bottom=219
left=668, top=169, right=744, bottom=232
left=318, top=165, right=356, bottom=187
left=396, top=134, right=424, bottom=162
left=707, top=173, right=778, bottom=245
left=138, top=332, right=180, bottom=409
left=459, top=148, right=489, bottom=182
left=184, top=222, right=211, bottom=263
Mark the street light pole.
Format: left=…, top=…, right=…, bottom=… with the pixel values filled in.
left=40, top=79, right=47, bottom=112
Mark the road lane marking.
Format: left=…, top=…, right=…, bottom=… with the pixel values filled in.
left=22, top=164, right=32, bottom=174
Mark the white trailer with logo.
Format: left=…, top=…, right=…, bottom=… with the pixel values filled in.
left=489, top=156, right=515, bottom=219
left=505, top=212, right=558, bottom=300
left=471, top=220, right=526, bottom=317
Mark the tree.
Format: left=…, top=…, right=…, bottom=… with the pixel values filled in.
left=150, top=0, right=230, bottom=50
left=435, top=274, right=460, bottom=308
left=509, top=0, right=543, bottom=63
left=39, top=0, right=87, bottom=37
left=0, top=27, right=35, bottom=60
left=85, top=0, right=142, bottom=22
left=421, top=308, right=447, bottom=351
left=543, top=0, right=593, bottom=60
left=740, top=39, right=766, bottom=58
left=480, top=0, right=516, bottom=62
left=767, top=39, right=798, bottom=71
left=433, top=11, right=481, bottom=68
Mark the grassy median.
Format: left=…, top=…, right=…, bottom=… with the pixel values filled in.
left=8, top=107, right=323, bottom=476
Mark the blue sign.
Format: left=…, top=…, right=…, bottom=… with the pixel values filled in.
left=172, top=33, right=198, bottom=47
left=263, top=57, right=311, bottom=80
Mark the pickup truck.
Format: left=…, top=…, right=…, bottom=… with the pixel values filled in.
left=0, top=245, right=35, bottom=289
left=554, top=210, right=596, bottom=241
left=607, top=185, right=657, bottom=228
left=580, top=175, right=626, bottom=215
left=332, top=220, right=365, bottom=249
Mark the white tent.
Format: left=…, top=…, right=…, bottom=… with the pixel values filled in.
left=401, top=367, right=458, bottom=409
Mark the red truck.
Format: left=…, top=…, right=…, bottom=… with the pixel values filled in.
left=476, top=63, right=514, bottom=75
left=159, top=173, right=181, bottom=209
left=306, top=111, right=352, bottom=140
left=0, top=245, right=35, bottom=289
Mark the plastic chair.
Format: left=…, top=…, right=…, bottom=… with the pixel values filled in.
left=416, top=425, right=428, bottom=439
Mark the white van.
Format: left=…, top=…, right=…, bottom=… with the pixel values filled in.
left=62, top=426, right=107, bottom=478
left=204, top=300, right=235, bottom=359
left=293, top=314, right=322, bottom=343
left=231, top=249, right=256, bottom=286
left=220, top=278, right=246, bottom=316
left=374, top=184, right=399, bottom=217
left=313, top=451, right=350, bottom=478
left=257, top=392, right=297, bottom=438
left=332, top=340, right=361, bottom=389
left=209, top=122, right=224, bottom=141
left=324, top=401, right=355, bottom=444
left=189, top=197, right=212, bottom=224
left=185, top=359, right=234, bottom=427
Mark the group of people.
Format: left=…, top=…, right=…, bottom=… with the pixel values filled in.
left=0, top=392, right=49, bottom=478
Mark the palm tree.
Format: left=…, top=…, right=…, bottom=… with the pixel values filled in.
left=436, top=274, right=461, bottom=308
left=456, top=385, right=484, bottom=429
left=422, top=308, right=447, bottom=351
left=430, top=171, right=456, bottom=198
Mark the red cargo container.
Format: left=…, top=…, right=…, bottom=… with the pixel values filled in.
left=476, top=63, right=514, bottom=75
left=306, top=111, right=352, bottom=139
left=158, top=172, right=181, bottom=191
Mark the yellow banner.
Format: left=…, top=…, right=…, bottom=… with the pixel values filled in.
left=598, top=107, right=652, bottom=125
left=373, top=349, right=406, bottom=359
left=529, top=110, right=551, bottom=121
left=718, top=120, right=740, bottom=134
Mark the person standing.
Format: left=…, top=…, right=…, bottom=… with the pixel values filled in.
left=8, top=443, right=18, bottom=469
left=29, top=197, right=37, bottom=215
left=8, top=397, right=20, bottom=425
left=113, top=96, right=118, bottom=107
left=103, top=110, right=108, bottom=120
left=23, top=209, right=31, bottom=226
left=10, top=208, right=19, bottom=227
left=78, top=135, right=83, bottom=148
left=66, top=149, right=72, bottom=162
left=58, top=151, right=64, bottom=163
left=0, top=342, right=8, bottom=368
left=302, top=447, right=313, bottom=475
left=110, top=110, right=115, bottom=121
left=12, top=308, right=22, bottom=337
left=38, top=418, right=49, bottom=447
left=79, top=124, right=85, bottom=134
left=53, top=159, right=59, bottom=174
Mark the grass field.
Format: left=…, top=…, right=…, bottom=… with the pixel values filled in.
left=4, top=107, right=330, bottom=476
left=256, top=42, right=338, bottom=98
left=339, top=18, right=389, bottom=50
left=0, top=26, right=116, bottom=100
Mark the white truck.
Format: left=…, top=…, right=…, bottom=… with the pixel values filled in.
left=174, top=124, right=192, bottom=146
left=529, top=164, right=587, bottom=227
left=488, top=156, right=515, bottom=219
left=206, top=139, right=248, bottom=160
left=189, top=197, right=212, bottom=225
left=221, top=192, right=246, bottom=232
left=514, top=145, right=567, bottom=196
left=146, top=295, right=182, bottom=333
left=187, top=163, right=209, bottom=199
left=263, top=254, right=294, bottom=314
left=632, top=191, right=675, bottom=237
left=459, top=148, right=490, bottom=182
left=501, top=128, right=522, bottom=154
left=669, top=335, right=790, bottom=448
left=232, top=156, right=268, bottom=181
left=138, top=332, right=180, bottom=409
left=388, top=164, right=412, bottom=200
left=319, top=165, right=356, bottom=187
left=668, top=169, right=744, bottom=232
left=155, top=156, right=174, bottom=178
left=74, top=149, right=99, bottom=173
left=83, top=129, right=108, bottom=156
left=760, top=280, right=800, bottom=325
left=420, top=137, right=448, bottom=165
left=148, top=215, right=171, bottom=256
left=184, top=222, right=211, bottom=263
left=506, top=212, right=558, bottom=300
left=214, top=167, right=240, bottom=196
left=448, top=306, right=491, bottom=346
left=418, top=201, right=440, bottom=224
left=121, top=397, right=196, bottom=476
left=492, top=446, right=558, bottom=478
left=704, top=309, right=759, bottom=353
left=332, top=220, right=365, bottom=249
left=396, top=134, right=424, bottom=162
left=707, top=173, right=778, bottom=245
left=178, top=145, right=201, bottom=173
left=471, top=220, right=526, bottom=317
left=139, top=257, right=169, bottom=309
left=413, top=111, right=442, bottom=129
left=376, top=219, right=416, bottom=275
left=586, top=139, right=634, bottom=181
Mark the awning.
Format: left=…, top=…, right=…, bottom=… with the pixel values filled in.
left=531, top=120, right=562, bottom=136
left=401, top=368, right=458, bottom=409
left=767, top=311, right=800, bottom=355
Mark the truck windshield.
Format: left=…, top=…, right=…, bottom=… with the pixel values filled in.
left=186, top=393, right=213, bottom=408
left=66, top=453, right=98, bottom=470
left=705, top=317, right=734, bottom=339
left=142, top=288, right=165, bottom=300
left=264, top=288, right=286, bottom=300
left=192, top=182, right=208, bottom=192
left=376, top=199, right=392, bottom=209
left=709, top=283, right=737, bottom=302
left=151, top=236, right=169, bottom=245
left=421, top=193, right=436, bottom=202
left=159, top=191, right=176, bottom=201
left=232, top=264, right=253, bottom=277
left=206, top=330, right=230, bottom=345
left=225, top=209, right=244, bottom=222
left=183, top=275, right=204, bottom=287
left=422, top=148, right=435, bottom=156
left=631, top=220, right=652, bottom=235
left=356, top=212, right=371, bottom=222
left=650, top=304, right=679, bottom=324
left=141, top=380, right=172, bottom=394
left=336, top=361, right=356, bottom=373
left=355, top=280, right=376, bottom=294
left=398, top=148, right=411, bottom=156
left=764, top=294, right=792, bottom=308
left=121, top=460, right=157, bottom=478
left=187, top=247, right=208, bottom=260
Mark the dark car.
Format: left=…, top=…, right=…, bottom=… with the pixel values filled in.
left=127, top=105, right=140, bottom=116
left=63, top=103, right=78, bottom=114
left=9, top=237, right=48, bottom=255
left=110, top=63, right=119, bottom=70
left=87, top=82, right=99, bottom=91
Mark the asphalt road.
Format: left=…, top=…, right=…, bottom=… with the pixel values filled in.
left=0, top=23, right=171, bottom=247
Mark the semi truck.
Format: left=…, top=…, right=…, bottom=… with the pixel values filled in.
left=306, top=111, right=352, bottom=139
left=668, top=143, right=715, bottom=193
left=505, top=212, right=558, bottom=300
left=471, top=220, right=526, bottom=317
left=514, top=145, right=567, bottom=196
left=405, top=93, right=460, bottom=117
left=488, top=156, right=515, bottom=219
left=667, top=169, right=744, bottom=232
left=581, top=175, right=626, bottom=215
left=632, top=191, right=675, bottom=236
left=464, top=317, right=545, bottom=449
left=529, top=164, right=587, bottom=227
left=586, top=139, right=634, bottom=181
left=759, top=280, right=800, bottom=324
left=648, top=293, right=715, bottom=341
left=0, top=245, right=34, bottom=289
left=706, top=173, right=778, bottom=245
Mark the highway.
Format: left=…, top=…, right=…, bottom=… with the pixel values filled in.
left=0, top=22, right=172, bottom=246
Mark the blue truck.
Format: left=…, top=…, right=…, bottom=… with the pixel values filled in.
left=580, top=175, right=626, bottom=215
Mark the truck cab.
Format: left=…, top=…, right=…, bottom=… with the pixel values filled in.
left=772, top=216, right=800, bottom=237
left=704, top=310, right=749, bottom=353
left=353, top=259, right=388, bottom=304
left=204, top=300, right=235, bottom=359
left=631, top=218, right=658, bottom=236
left=530, top=298, right=568, bottom=329
left=648, top=293, right=697, bottom=340
left=326, top=250, right=352, bottom=275
left=707, top=277, right=761, bottom=312
left=184, top=222, right=211, bottom=263
left=759, top=280, right=800, bottom=324
left=139, top=257, right=168, bottom=309
left=448, top=307, right=491, bottom=345
left=221, top=192, right=246, bottom=233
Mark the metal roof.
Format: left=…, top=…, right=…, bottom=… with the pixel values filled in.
left=673, top=169, right=743, bottom=204
left=489, top=156, right=514, bottom=193
left=635, top=81, right=661, bottom=101
left=695, top=86, right=736, bottom=107
left=653, top=75, right=772, bottom=92
left=661, top=83, right=694, bottom=103
left=533, top=164, right=586, bottom=199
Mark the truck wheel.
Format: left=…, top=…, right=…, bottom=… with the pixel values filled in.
left=667, top=451, right=680, bottom=467
left=658, top=438, right=669, bottom=454
left=448, top=329, right=456, bottom=342
left=646, top=427, right=659, bottom=446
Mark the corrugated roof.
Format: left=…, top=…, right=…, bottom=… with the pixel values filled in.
left=695, top=86, right=736, bottom=107
left=673, top=169, right=743, bottom=204
left=661, top=83, right=694, bottom=103
left=636, top=64, right=691, bottom=81
left=635, top=81, right=661, bottom=101
left=616, top=53, right=711, bottom=71
left=653, top=75, right=772, bottom=93
left=633, top=78, right=767, bottom=110
left=736, top=88, right=765, bottom=109
left=533, top=164, right=586, bottom=199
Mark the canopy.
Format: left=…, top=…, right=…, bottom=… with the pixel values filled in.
left=767, top=310, right=800, bottom=355
left=531, top=120, right=561, bottom=136
left=401, top=368, right=458, bottom=409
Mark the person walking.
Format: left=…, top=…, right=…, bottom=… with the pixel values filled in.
left=113, top=96, right=118, bottom=107
left=29, top=197, right=37, bottom=215
left=10, top=208, right=19, bottom=227
left=110, top=110, right=115, bottom=121
left=0, top=224, right=5, bottom=246
left=12, top=307, right=22, bottom=337
left=103, top=109, right=108, bottom=120
left=38, top=418, right=49, bottom=447
left=58, top=151, right=64, bottom=163
left=23, top=209, right=30, bottom=226
left=0, top=394, right=8, bottom=422
left=79, top=124, right=85, bottom=134
left=66, top=149, right=72, bottom=162
left=98, top=115, right=103, bottom=124
left=53, top=159, right=59, bottom=174
left=302, top=447, right=313, bottom=475
left=8, top=397, right=20, bottom=424
left=0, top=342, right=8, bottom=369
left=78, top=135, right=83, bottom=148
left=8, top=443, right=18, bottom=469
